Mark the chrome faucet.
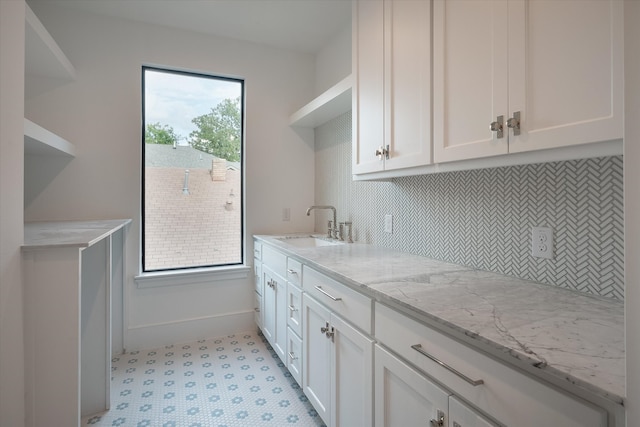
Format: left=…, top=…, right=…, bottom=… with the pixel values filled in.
left=306, top=205, right=337, bottom=239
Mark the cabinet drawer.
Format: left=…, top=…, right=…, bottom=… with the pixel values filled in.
left=253, top=240, right=262, bottom=261
left=287, top=327, right=303, bottom=386
left=303, top=266, right=372, bottom=334
left=262, top=245, right=286, bottom=275
left=286, top=258, right=302, bottom=287
left=287, top=282, right=303, bottom=337
left=374, top=303, right=606, bottom=427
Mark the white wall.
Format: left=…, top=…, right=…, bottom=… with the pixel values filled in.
left=314, top=25, right=351, bottom=96
left=24, top=3, right=317, bottom=350
left=625, top=1, right=640, bottom=425
left=0, top=1, right=25, bottom=426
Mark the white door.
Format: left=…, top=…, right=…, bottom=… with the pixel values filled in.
left=448, top=396, right=497, bottom=427
left=433, top=0, right=509, bottom=163
left=507, top=0, right=623, bottom=153
left=384, top=0, right=432, bottom=171
left=331, top=314, right=374, bottom=427
left=375, top=345, right=450, bottom=427
left=353, top=0, right=385, bottom=175
left=302, top=294, right=332, bottom=424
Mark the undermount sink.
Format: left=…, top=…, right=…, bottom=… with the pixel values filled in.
left=276, top=236, right=344, bottom=248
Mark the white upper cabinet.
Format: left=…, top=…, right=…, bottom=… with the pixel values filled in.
left=353, top=0, right=432, bottom=176
left=434, top=0, right=623, bottom=163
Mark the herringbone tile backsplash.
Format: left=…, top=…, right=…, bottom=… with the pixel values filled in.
left=314, top=112, right=624, bottom=300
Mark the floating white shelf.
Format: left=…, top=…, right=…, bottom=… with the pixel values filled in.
left=289, top=74, right=352, bottom=128
left=25, top=3, right=76, bottom=83
left=24, top=118, right=76, bottom=157
left=23, top=5, right=76, bottom=158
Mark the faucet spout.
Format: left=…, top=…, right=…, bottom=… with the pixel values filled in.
left=306, top=205, right=337, bottom=239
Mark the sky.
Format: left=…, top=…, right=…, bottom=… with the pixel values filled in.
left=144, top=68, right=242, bottom=145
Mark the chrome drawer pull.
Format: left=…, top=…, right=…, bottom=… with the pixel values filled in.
left=314, top=285, right=342, bottom=301
left=287, top=269, right=298, bottom=275
left=411, top=344, right=484, bottom=386
left=288, top=304, right=298, bottom=312
left=288, top=351, right=298, bottom=361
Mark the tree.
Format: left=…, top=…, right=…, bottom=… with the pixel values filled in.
left=188, top=97, right=241, bottom=162
left=145, top=122, right=180, bottom=145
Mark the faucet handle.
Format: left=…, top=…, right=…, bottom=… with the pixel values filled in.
left=344, top=222, right=353, bottom=243
left=327, top=220, right=333, bottom=239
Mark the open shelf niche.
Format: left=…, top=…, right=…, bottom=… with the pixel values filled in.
left=289, top=74, right=352, bottom=128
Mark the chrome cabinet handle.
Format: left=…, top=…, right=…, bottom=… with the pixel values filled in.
left=490, top=115, right=504, bottom=139
left=411, top=344, right=484, bottom=386
left=314, top=285, right=342, bottom=301
left=430, top=410, right=445, bottom=427
left=507, top=111, right=521, bottom=135
left=288, top=351, right=298, bottom=361
left=288, top=304, right=298, bottom=312
left=287, top=269, right=298, bottom=275
left=320, top=321, right=330, bottom=334
left=375, top=145, right=389, bottom=160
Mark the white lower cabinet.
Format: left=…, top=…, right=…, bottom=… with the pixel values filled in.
left=375, top=344, right=449, bottom=427
left=375, top=302, right=606, bottom=427
left=302, top=294, right=374, bottom=427
left=262, top=265, right=287, bottom=359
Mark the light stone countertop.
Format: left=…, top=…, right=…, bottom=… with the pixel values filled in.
left=23, top=219, right=132, bottom=250
left=255, top=234, right=625, bottom=408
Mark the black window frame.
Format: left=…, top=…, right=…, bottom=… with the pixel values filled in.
left=141, top=65, right=245, bottom=273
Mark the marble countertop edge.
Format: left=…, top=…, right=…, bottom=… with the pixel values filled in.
left=23, top=219, right=132, bottom=250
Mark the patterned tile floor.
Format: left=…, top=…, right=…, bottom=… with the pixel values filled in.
left=82, top=331, right=326, bottom=427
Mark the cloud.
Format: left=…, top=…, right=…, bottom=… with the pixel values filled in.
left=144, top=69, right=242, bottom=142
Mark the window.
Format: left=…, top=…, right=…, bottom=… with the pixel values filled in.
left=142, top=66, right=244, bottom=272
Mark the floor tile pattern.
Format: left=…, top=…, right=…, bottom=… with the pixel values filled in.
left=82, top=332, right=325, bottom=427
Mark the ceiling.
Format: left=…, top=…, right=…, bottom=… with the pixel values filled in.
left=27, top=0, right=352, bottom=54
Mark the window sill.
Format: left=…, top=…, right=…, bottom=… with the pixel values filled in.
left=134, top=265, right=251, bottom=289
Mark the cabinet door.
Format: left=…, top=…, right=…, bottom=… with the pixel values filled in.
left=508, top=0, right=623, bottom=153
left=375, top=345, right=450, bottom=427
left=331, top=314, right=374, bottom=427
left=302, top=294, right=332, bottom=424
left=433, top=0, right=509, bottom=163
left=274, top=272, right=288, bottom=360
left=262, top=266, right=286, bottom=359
left=449, top=396, right=497, bottom=427
left=262, top=267, right=277, bottom=345
left=353, top=0, right=385, bottom=175
left=384, top=0, right=432, bottom=171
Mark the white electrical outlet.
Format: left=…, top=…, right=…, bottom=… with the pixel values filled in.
left=531, top=227, right=553, bottom=259
left=282, top=208, right=290, bottom=222
left=384, top=214, right=393, bottom=234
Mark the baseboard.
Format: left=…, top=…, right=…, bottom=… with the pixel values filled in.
left=124, top=310, right=256, bottom=352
